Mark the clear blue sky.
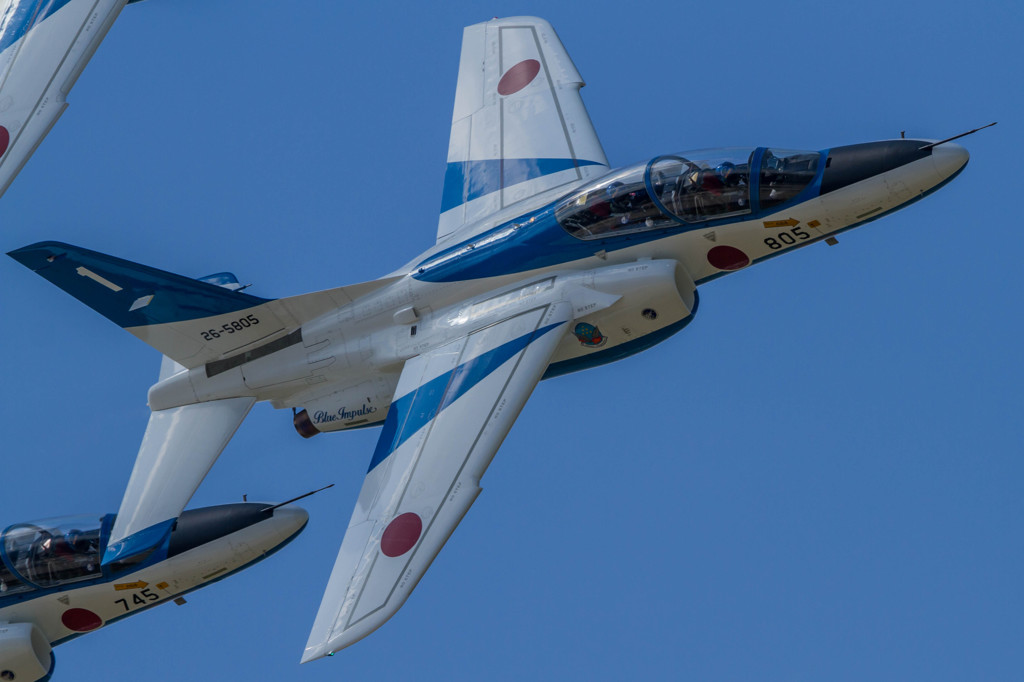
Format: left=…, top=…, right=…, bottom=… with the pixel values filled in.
left=1, top=1, right=1020, bottom=680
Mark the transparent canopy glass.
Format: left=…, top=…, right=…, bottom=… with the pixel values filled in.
left=758, top=148, right=821, bottom=209
left=555, top=164, right=677, bottom=239
left=2, top=515, right=105, bottom=590
left=556, top=147, right=822, bottom=240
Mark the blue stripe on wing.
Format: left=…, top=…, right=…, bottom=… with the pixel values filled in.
left=367, top=320, right=564, bottom=472
left=440, top=158, right=604, bottom=214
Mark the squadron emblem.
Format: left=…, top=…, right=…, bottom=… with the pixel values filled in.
left=573, top=322, right=606, bottom=348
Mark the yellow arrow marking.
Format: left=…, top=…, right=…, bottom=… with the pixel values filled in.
left=114, top=581, right=148, bottom=591
left=807, top=219, right=821, bottom=228
left=763, top=218, right=800, bottom=228
left=155, top=582, right=169, bottom=590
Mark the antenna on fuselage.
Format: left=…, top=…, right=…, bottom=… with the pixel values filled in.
left=918, top=122, right=997, bottom=150
left=259, top=483, right=335, bottom=513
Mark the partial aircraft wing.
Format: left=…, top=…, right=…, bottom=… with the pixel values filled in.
left=437, top=16, right=610, bottom=243
left=302, top=301, right=572, bottom=660
left=0, top=0, right=131, bottom=200
left=103, top=396, right=256, bottom=563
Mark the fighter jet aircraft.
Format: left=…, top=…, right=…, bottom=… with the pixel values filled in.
left=0, top=0, right=140, bottom=201
left=7, top=15, right=983, bottom=662
left=0, top=499, right=307, bottom=681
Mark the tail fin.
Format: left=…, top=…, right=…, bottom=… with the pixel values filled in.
left=9, top=241, right=399, bottom=369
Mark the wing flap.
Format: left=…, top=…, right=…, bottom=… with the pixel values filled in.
left=437, top=16, right=609, bottom=243
left=302, top=301, right=572, bottom=660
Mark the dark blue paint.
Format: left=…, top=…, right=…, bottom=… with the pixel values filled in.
left=101, top=518, right=174, bottom=566
left=440, top=158, right=604, bottom=214
left=368, top=320, right=564, bottom=472
left=7, top=241, right=271, bottom=328
left=0, top=515, right=170, bottom=609
left=418, top=149, right=829, bottom=284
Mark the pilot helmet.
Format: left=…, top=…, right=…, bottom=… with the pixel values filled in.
left=604, top=181, right=624, bottom=197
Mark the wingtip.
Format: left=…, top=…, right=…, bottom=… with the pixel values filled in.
left=300, top=641, right=334, bottom=664
left=302, top=631, right=366, bottom=663
left=6, top=241, right=63, bottom=266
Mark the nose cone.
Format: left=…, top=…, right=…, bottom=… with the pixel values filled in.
left=269, top=506, right=309, bottom=540
left=931, top=142, right=969, bottom=181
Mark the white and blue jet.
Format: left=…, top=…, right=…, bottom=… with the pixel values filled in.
left=7, top=16, right=983, bottom=663
left=0, top=498, right=308, bottom=681
left=0, top=0, right=141, bottom=200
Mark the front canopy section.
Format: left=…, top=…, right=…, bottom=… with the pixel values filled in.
left=759, top=148, right=821, bottom=210
left=1, top=515, right=107, bottom=591
left=556, top=147, right=823, bottom=240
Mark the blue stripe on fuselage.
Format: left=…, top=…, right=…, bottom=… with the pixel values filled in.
left=101, top=518, right=174, bottom=566
left=416, top=202, right=685, bottom=283
left=0, top=0, right=75, bottom=54
left=421, top=151, right=829, bottom=284
left=367, top=320, right=564, bottom=472
left=440, top=158, right=604, bottom=214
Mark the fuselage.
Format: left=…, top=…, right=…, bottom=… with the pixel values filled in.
left=0, top=503, right=307, bottom=681
left=147, top=139, right=969, bottom=435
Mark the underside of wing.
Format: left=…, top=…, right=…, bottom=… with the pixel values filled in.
left=437, top=16, right=610, bottom=243
left=0, top=0, right=129, bottom=200
left=302, top=301, right=572, bottom=661
left=102, top=395, right=255, bottom=564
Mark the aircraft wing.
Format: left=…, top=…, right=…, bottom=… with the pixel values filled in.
left=102, top=396, right=256, bottom=563
left=0, top=0, right=131, bottom=200
left=302, top=301, right=572, bottom=661
left=437, top=16, right=610, bottom=243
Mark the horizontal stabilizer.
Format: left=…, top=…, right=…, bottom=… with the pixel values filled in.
left=9, top=241, right=401, bottom=368
left=8, top=241, right=271, bottom=328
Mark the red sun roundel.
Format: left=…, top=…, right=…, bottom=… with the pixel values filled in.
left=497, top=59, right=541, bottom=96
left=707, top=245, right=750, bottom=271
left=61, top=608, right=103, bottom=632
left=381, top=512, right=423, bottom=557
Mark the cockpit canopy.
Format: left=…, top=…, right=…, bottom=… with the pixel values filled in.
left=556, top=147, right=821, bottom=239
left=1, top=515, right=106, bottom=593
